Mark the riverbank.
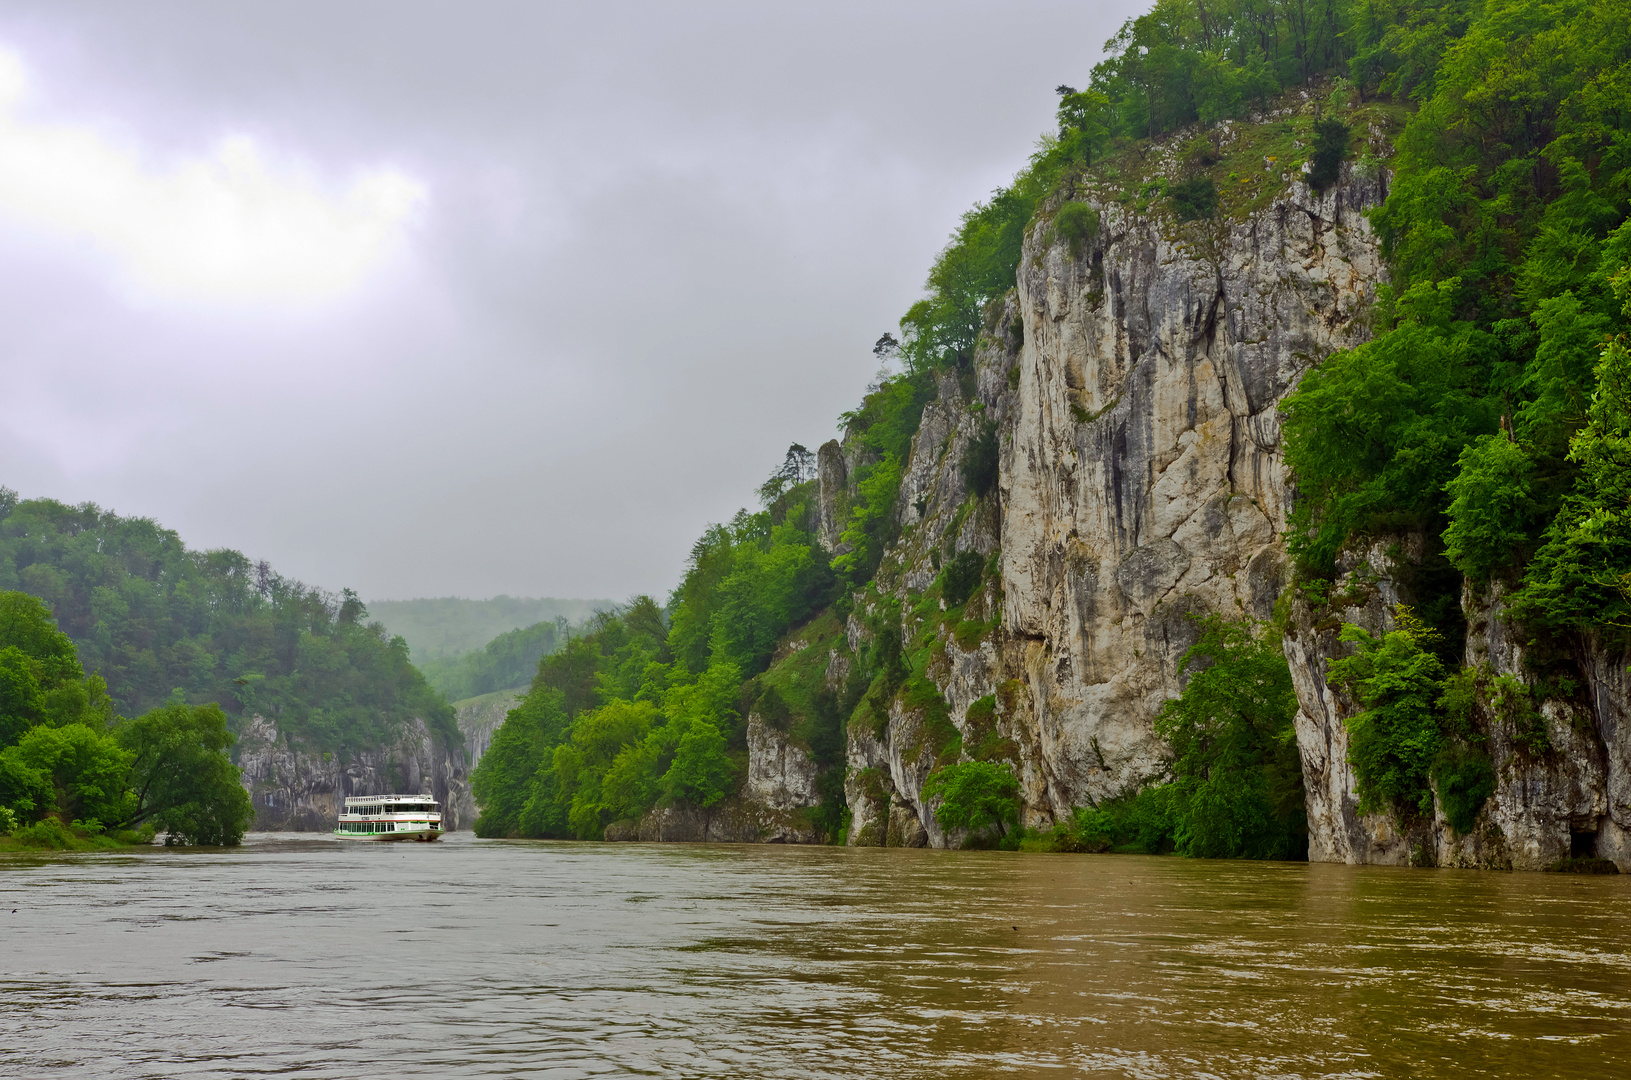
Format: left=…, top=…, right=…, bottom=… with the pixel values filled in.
left=0, top=818, right=155, bottom=852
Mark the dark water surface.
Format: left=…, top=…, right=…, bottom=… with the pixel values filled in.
left=3, top=833, right=1628, bottom=1078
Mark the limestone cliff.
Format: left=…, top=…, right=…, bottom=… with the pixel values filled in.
left=825, top=119, right=1390, bottom=850
left=236, top=716, right=476, bottom=832
left=454, top=689, right=524, bottom=771
left=777, top=106, right=1629, bottom=870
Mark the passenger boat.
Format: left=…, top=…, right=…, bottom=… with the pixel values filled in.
left=334, top=793, right=444, bottom=842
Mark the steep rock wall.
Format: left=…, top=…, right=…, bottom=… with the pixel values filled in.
left=743, top=120, right=1630, bottom=869
left=236, top=716, right=476, bottom=832
left=1001, top=163, right=1386, bottom=819
left=455, top=689, right=524, bottom=771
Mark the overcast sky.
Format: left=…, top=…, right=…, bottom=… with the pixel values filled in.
left=0, top=0, right=1139, bottom=602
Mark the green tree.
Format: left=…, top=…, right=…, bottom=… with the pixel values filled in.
left=471, top=688, right=570, bottom=837
left=924, top=759, right=1021, bottom=841
left=659, top=721, right=736, bottom=808
left=115, top=702, right=254, bottom=845
left=1513, top=289, right=1631, bottom=636
left=1328, top=609, right=1447, bottom=817
left=0, top=723, right=133, bottom=827
left=552, top=699, right=659, bottom=839
left=1155, top=616, right=1306, bottom=859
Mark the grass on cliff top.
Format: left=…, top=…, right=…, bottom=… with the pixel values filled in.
left=1057, top=81, right=1412, bottom=231
left=450, top=687, right=527, bottom=713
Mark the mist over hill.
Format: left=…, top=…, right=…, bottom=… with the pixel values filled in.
left=369, top=596, right=613, bottom=663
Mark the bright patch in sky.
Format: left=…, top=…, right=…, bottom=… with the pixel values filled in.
left=0, top=46, right=425, bottom=304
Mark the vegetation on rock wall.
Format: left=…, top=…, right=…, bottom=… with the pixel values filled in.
left=472, top=467, right=837, bottom=840
left=1276, top=0, right=1631, bottom=835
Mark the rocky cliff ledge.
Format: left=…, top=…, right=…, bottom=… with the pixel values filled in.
left=236, top=716, right=476, bottom=831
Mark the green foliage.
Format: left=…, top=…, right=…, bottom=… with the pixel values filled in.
left=833, top=456, right=903, bottom=583
left=1155, top=615, right=1307, bottom=859
left=116, top=702, right=254, bottom=846
left=1083, top=0, right=1354, bottom=143
left=420, top=618, right=565, bottom=703
left=1431, top=743, right=1495, bottom=834
left=0, top=590, right=249, bottom=844
left=1512, top=282, right=1631, bottom=638
left=1282, top=308, right=1500, bottom=579
left=1442, top=434, right=1542, bottom=582
left=0, top=496, right=459, bottom=757
left=940, top=550, right=985, bottom=608
left=1282, top=0, right=1631, bottom=659
left=1167, top=176, right=1218, bottom=221
left=1045, top=787, right=1177, bottom=854
left=1052, top=201, right=1101, bottom=257
left=1, top=722, right=134, bottom=828
left=554, top=699, right=661, bottom=839
left=470, top=599, right=746, bottom=840
left=470, top=688, right=570, bottom=838
left=923, top=759, right=1021, bottom=842
left=1307, top=118, right=1350, bottom=190
left=1328, top=609, right=1447, bottom=817
left=958, top=419, right=1000, bottom=499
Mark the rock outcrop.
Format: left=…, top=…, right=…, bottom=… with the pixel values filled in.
left=744, top=713, right=821, bottom=811
left=236, top=716, right=476, bottom=831
left=602, top=798, right=821, bottom=843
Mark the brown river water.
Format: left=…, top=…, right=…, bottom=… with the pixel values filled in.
left=3, top=832, right=1628, bottom=1079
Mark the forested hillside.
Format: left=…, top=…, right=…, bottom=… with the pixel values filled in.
left=420, top=618, right=568, bottom=703
left=471, top=0, right=1631, bottom=859
left=0, top=491, right=458, bottom=756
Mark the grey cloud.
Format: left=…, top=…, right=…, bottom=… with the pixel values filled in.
left=0, top=0, right=1142, bottom=600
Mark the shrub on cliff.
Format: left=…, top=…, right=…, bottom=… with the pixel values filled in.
left=1051, top=201, right=1100, bottom=258
left=1167, top=177, right=1217, bottom=222
left=924, top=760, right=1021, bottom=844
left=1156, top=615, right=1306, bottom=860
left=1306, top=118, right=1349, bottom=191
left=1328, top=608, right=1446, bottom=819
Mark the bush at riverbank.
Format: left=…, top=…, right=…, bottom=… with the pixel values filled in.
left=0, top=813, right=156, bottom=852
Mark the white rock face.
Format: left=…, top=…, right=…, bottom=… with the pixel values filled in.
left=1001, top=168, right=1386, bottom=817
left=745, top=713, right=820, bottom=811
left=236, top=715, right=475, bottom=831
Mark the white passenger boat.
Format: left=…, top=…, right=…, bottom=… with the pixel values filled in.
left=334, top=794, right=444, bottom=842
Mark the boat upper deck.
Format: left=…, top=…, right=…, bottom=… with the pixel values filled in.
left=341, top=794, right=440, bottom=817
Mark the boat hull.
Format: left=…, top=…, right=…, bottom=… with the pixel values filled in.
left=332, top=830, right=443, bottom=842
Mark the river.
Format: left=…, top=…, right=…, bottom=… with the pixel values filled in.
left=3, top=833, right=1627, bottom=1078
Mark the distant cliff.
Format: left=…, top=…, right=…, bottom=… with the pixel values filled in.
left=237, top=715, right=475, bottom=831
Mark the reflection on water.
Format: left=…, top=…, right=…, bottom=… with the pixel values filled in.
left=3, top=834, right=1628, bottom=1078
